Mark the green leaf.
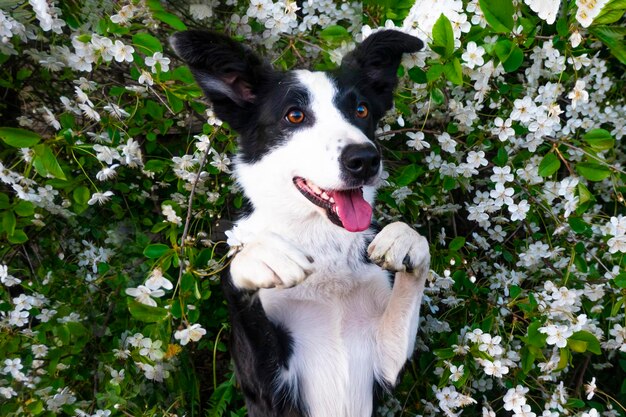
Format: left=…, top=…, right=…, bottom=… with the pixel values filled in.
left=577, top=183, right=592, bottom=204
left=527, top=320, right=548, bottom=348
left=521, top=347, right=535, bottom=373
left=582, top=128, right=615, bottom=151
left=0, top=193, right=9, bottom=209
left=568, top=217, right=589, bottom=234
left=408, top=67, right=427, bottom=84
left=443, top=58, right=463, bottom=85
left=576, top=162, right=611, bottom=181
left=181, top=272, right=195, bottom=292
left=395, top=164, right=421, bottom=186
left=33, top=145, right=66, bottom=180
left=568, top=331, right=601, bottom=355
left=431, top=14, right=455, bottom=58
left=430, top=87, right=445, bottom=105
left=426, top=64, right=444, bottom=82
left=589, top=25, right=626, bottom=65
left=449, top=236, right=465, bottom=251
left=479, top=0, right=515, bottom=33
left=127, top=299, right=168, bottom=323
left=495, top=39, right=524, bottom=72
left=7, top=229, right=27, bottom=244
left=72, top=186, right=91, bottom=205
left=538, top=153, right=561, bottom=177
left=13, top=201, right=34, bottom=217
left=2, top=211, right=16, bottom=236
left=593, top=0, right=626, bottom=25
left=133, top=33, right=163, bottom=54
left=614, top=273, right=626, bottom=288
left=594, top=8, right=626, bottom=24
left=0, top=127, right=41, bottom=148
left=153, top=11, right=187, bottom=30
left=319, top=25, right=350, bottom=42
left=433, top=347, right=456, bottom=359
left=493, top=147, right=508, bottom=167
left=143, top=243, right=171, bottom=258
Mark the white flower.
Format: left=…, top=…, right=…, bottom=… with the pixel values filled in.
left=145, top=268, right=173, bottom=291
left=174, top=323, right=207, bottom=345
left=42, top=106, right=61, bottom=130
left=490, top=183, right=514, bottom=207
left=479, top=359, right=509, bottom=378
left=2, top=358, right=23, bottom=378
left=138, top=70, right=154, bottom=86
left=110, top=40, right=134, bottom=63
left=449, top=364, right=464, bottom=382
left=567, top=80, right=589, bottom=110
left=570, top=30, right=583, bottom=48
left=585, top=377, right=597, bottom=400
left=190, top=4, right=213, bottom=20
left=391, top=186, right=412, bottom=204
left=110, top=4, right=136, bottom=25
left=462, top=41, right=485, bottom=69
left=0, top=386, right=17, bottom=399
left=95, top=164, right=119, bottom=181
left=508, top=200, right=530, bottom=221
left=0, top=264, right=21, bottom=287
left=210, top=152, right=231, bottom=173
left=491, top=117, right=515, bottom=142
left=162, top=204, right=182, bottom=226
left=103, top=103, right=130, bottom=119
left=466, top=150, right=488, bottom=168
left=110, top=368, right=125, bottom=385
left=437, top=132, right=457, bottom=153
left=608, top=235, right=626, bottom=253
left=503, top=385, right=529, bottom=412
left=93, top=145, right=120, bottom=164
left=145, top=52, right=170, bottom=73
left=125, top=285, right=165, bottom=307
left=139, top=338, right=164, bottom=361
left=406, top=131, right=430, bottom=151
left=539, top=324, right=572, bottom=348
left=87, top=191, right=114, bottom=205
left=32, top=344, right=48, bottom=358
left=524, top=0, right=561, bottom=24
left=78, top=103, right=101, bottom=121
left=491, top=166, right=514, bottom=184
left=576, top=0, right=610, bottom=27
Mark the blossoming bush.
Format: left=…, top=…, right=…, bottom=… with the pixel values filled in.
left=0, top=0, right=625, bottom=416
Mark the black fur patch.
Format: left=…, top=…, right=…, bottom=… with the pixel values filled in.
left=221, top=273, right=306, bottom=417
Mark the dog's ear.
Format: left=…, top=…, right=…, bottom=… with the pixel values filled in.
left=340, top=30, right=423, bottom=116
left=170, top=30, right=273, bottom=130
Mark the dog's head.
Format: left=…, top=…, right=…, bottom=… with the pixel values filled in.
left=171, top=30, right=423, bottom=232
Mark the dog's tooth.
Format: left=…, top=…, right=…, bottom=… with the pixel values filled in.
left=329, top=197, right=335, bottom=203
left=321, top=192, right=330, bottom=200
left=309, top=182, right=322, bottom=194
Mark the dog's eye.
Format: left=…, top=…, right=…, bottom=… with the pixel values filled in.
left=286, top=108, right=305, bottom=124
left=356, top=103, right=369, bottom=118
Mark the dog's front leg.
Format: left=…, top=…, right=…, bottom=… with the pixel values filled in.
left=230, top=232, right=314, bottom=290
left=368, top=222, right=430, bottom=386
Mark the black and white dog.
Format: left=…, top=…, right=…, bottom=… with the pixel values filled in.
left=171, top=29, right=430, bottom=417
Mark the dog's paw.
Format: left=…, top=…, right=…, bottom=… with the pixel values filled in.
left=367, top=222, right=430, bottom=275
left=230, top=233, right=314, bottom=290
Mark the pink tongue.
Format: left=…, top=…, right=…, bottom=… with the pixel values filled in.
left=329, top=189, right=372, bottom=232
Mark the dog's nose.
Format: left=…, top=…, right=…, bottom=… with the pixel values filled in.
left=340, top=144, right=381, bottom=181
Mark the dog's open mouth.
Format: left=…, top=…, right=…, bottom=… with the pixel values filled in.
left=293, top=177, right=372, bottom=232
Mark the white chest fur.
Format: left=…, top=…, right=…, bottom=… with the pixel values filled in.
left=259, top=265, right=392, bottom=417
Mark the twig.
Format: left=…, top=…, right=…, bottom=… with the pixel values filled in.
left=177, top=129, right=217, bottom=287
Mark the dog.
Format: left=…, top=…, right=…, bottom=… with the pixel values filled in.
left=171, top=29, right=430, bottom=417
